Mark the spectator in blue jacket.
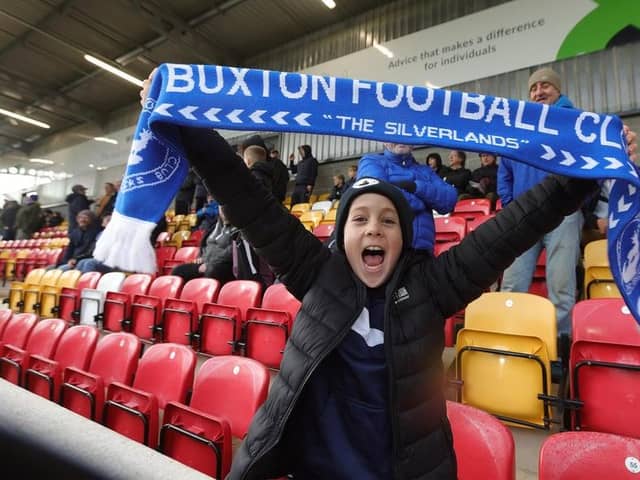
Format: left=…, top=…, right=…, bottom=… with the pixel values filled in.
left=357, top=143, right=458, bottom=252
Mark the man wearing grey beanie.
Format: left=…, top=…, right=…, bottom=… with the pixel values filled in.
left=498, top=66, right=581, bottom=358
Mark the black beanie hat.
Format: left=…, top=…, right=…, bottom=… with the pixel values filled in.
left=335, top=177, right=414, bottom=251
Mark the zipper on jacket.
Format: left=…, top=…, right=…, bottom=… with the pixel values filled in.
left=241, top=283, right=367, bottom=480
left=384, top=256, right=409, bottom=479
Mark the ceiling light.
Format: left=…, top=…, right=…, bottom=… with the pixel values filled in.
left=29, top=158, right=54, bottom=165
left=0, top=108, right=50, bottom=129
left=373, top=41, right=394, bottom=58
left=88, top=163, right=95, bottom=168
left=84, top=54, right=144, bottom=87
left=94, top=136, right=119, bottom=145
left=321, top=0, right=336, bottom=9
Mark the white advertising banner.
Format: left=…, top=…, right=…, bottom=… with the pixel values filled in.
left=305, top=0, right=636, bottom=87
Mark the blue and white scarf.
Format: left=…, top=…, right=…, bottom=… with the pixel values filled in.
left=93, top=63, right=640, bottom=324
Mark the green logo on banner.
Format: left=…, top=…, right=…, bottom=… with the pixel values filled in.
left=557, top=0, right=640, bottom=59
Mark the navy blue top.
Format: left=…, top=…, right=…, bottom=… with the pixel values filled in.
left=290, top=287, right=391, bottom=479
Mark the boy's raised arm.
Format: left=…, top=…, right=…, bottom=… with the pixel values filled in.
left=427, top=175, right=598, bottom=318
left=179, top=127, right=329, bottom=299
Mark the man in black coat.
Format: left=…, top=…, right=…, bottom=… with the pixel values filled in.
left=291, top=144, right=318, bottom=206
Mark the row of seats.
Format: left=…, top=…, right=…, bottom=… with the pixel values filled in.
left=3, top=309, right=629, bottom=480
left=6, top=268, right=302, bottom=370
left=453, top=294, right=640, bottom=438
left=0, top=248, right=65, bottom=285
left=0, top=313, right=268, bottom=478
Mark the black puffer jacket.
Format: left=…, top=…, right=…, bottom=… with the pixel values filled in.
left=180, top=129, right=596, bottom=480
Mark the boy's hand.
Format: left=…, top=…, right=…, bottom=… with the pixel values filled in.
left=139, top=67, right=157, bottom=107
left=624, top=124, right=637, bottom=162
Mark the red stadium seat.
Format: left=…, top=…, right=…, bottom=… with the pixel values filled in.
left=0, top=309, right=13, bottom=339
left=158, top=277, right=220, bottom=344
left=447, top=401, right=515, bottom=480
left=196, top=280, right=262, bottom=356
left=162, top=246, right=200, bottom=275
left=539, top=431, right=640, bottom=479
left=99, top=273, right=153, bottom=332
left=312, top=223, right=335, bottom=242
left=465, top=213, right=495, bottom=233
left=434, top=216, right=466, bottom=243
left=103, top=343, right=196, bottom=447
left=434, top=240, right=459, bottom=257
left=244, top=283, right=301, bottom=369
left=0, top=318, right=66, bottom=385
left=160, top=356, right=269, bottom=478
left=25, top=325, right=99, bottom=401
left=154, top=231, right=171, bottom=247
left=528, top=249, right=548, bottom=298
left=569, top=299, right=640, bottom=438
left=126, top=275, right=184, bottom=341
left=452, top=198, right=492, bottom=222
left=55, top=271, right=102, bottom=324
left=154, top=245, right=176, bottom=273
left=181, top=229, right=204, bottom=247
left=61, top=332, right=142, bottom=421
left=0, top=312, right=38, bottom=350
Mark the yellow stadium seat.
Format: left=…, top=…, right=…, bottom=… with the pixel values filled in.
left=455, top=292, right=557, bottom=429
left=583, top=239, right=620, bottom=299
left=308, top=194, right=318, bottom=204
left=5, top=249, right=29, bottom=283
left=301, top=221, right=314, bottom=231
left=39, top=269, right=81, bottom=318
left=7, top=268, right=45, bottom=313
left=320, top=209, right=337, bottom=224
left=22, top=269, right=63, bottom=314
left=283, top=195, right=292, bottom=209
left=166, top=230, right=191, bottom=249
left=317, top=192, right=331, bottom=201
left=299, top=211, right=324, bottom=228
left=290, top=203, right=311, bottom=217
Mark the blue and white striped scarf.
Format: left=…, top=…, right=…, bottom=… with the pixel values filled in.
left=93, top=63, right=640, bottom=324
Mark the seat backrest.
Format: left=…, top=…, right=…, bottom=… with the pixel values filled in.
left=53, top=325, right=99, bottom=370
left=456, top=329, right=551, bottom=428
left=217, top=280, right=263, bottom=320
left=465, top=292, right=557, bottom=360
left=56, top=269, right=82, bottom=289
left=133, top=343, right=196, bottom=409
left=260, top=283, right=301, bottom=322
left=46, top=248, right=64, bottom=266
left=23, top=268, right=46, bottom=286
left=311, top=200, right=333, bottom=214
left=446, top=401, right=515, bottom=480
left=465, top=214, right=496, bottom=233
left=89, top=332, right=141, bottom=386
left=434, top=216, right=467, bottom=242
left=118, top=274, right=153, bottom=296
left=312, top=223, right=335, bottom=237
left=95, top=272, right=127, bottom=292
left=155, top=231, right=171, bottom=246
left=173, top=247, right=200, bottom=263
left=76, top=271, right=102, bottom=291
left=570, top=298, right=640, bottom=437
left=191, top=356, right=269, bottom=438
left=0, top=310, right=12, bottom=339
left=539, top=431, right=640, bottom=479
left=147, top=275, right=184, bottom=298
left=38, top=269, right=63, bottom=288
left=155, top=246, right=177, bottom=270
left=453, top=198, right=492, bottom=216
left=1, top=313, right=38, bottom=348
left=179, top=278, right=220, bottom=310
left=21, top=318, right=67, bottom=358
